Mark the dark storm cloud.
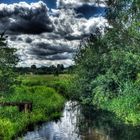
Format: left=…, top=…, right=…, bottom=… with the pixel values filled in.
left=64, top=34, right=88, bottom=41
left=37, top=53, right=72, bottom=60
left=0, top=1, right=53, bottom=34
left=29, top=41, right=75, bottom=60
left=29, top=42, right=75, bottom=61
left=35, top=42, right=75, bottom=53
left=9, top=19, right=53, bottom=34
left=17, top=37, right=23, bottom=41
left=47, top=53, right=72, bottom=60
left=10, top=36, right=17, bottom=41
left=25, top=37, right=32, bottom=43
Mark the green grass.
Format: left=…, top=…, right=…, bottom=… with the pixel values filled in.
left=20, top=74, right=72, bottom=97
left=92, top=81, right=140, bottom=126
left=0, top=74, right=70, bottom=140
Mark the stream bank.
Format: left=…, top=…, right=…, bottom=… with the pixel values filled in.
left=19, top=101, right=140, bottom=140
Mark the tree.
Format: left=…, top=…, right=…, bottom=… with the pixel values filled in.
left=72, top=0, right=140, bottom=104
left=0, top=33, right=19, bottom=93
left=31, top=65, right=37, bottom=74
left=56, top=64, right=64, bottom=76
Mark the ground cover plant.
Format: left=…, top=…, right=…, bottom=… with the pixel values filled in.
left=0, top=75, right=68, bottom=140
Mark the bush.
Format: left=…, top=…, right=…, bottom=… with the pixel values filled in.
left=0, top=119, right=15, bottom=140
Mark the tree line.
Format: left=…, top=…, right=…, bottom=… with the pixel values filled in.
left=14, top=64, right=74, bottom=75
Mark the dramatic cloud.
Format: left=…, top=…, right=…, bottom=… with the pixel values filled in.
left=50, top=8, right=107, bottom=39
left=0, top=1, right=107, bottom=67
left=29, top=38, right=77, bottom=60
left=0, top=1, right=53, bottom=34
left=8, top=34, right=79, bottom=67
left=57, top=0, right=106, bottom=8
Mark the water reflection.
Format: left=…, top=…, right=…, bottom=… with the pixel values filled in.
left=20, top=101, right=140, bottom=140
left=80, top=104, right=140, bottom=140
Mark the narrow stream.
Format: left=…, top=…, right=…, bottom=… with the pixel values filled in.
left=19, top=101, right=140, bottom=140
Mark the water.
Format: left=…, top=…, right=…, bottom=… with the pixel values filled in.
left=19, top=101, right=140, bottom=140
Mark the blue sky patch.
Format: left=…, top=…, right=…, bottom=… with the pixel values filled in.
left=75, top=4, right=106, bottom=19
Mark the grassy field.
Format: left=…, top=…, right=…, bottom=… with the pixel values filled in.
left=20, top=74, right=71, bottom=97
left=0, top=74, right=70, bottom=140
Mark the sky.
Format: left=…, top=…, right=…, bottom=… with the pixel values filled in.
left=0, top=0, right=107, bottom=67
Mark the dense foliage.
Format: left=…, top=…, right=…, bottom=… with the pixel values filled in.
left=72, top=0, right=140, bottom=124
left=0, top=34, right=18, bottom=93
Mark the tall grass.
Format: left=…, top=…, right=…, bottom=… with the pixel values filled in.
left=0, top=75, right=68, bottom=140
left=92, top=81, right=140, bottom=125
left=20, top=74, right=72, bottom=98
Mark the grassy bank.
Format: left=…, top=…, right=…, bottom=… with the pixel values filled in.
left=92, top=81, right=140, bottom=126
left=0, top=74, right=70, bottom=140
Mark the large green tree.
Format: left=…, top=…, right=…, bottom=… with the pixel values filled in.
left=73, top=0, right=140, bottom=104
left=0, top=33, right=19, bottom=93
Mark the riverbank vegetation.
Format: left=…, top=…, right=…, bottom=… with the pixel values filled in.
left=0, top=75, right=68, bottom=140
left=1, top=0, right=140, bottom=139
left=71, top=0, right=140, bottom=125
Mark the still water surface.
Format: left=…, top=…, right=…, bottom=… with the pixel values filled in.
left=20, top=101, right=140, bottom=140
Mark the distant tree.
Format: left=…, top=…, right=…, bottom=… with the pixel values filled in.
left=49, top=65, right=57, bottom=75
left=0, top=33, right=19, bottom=93
left=57, top=64, right=64, bottom=75
left=31, top=65, right=36, bottom=74
left=60, top=64, right=64, bottom=72
left=31, top=65, right=36, bottom=69
left=54, top=64, right=65, bottom=76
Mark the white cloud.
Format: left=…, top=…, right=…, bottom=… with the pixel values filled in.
left=51, top=8, right=107, bottom=38
left=0, top=1, right=107, bottom=67
left=8, top=33, right=79, bottom=67
left=56, top=0, right=106, bottom=8
left=0, top=1, right=53, bottom=34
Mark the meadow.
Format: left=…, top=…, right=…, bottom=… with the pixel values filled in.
left=0, top=74, right=140, bottom=140
left=0, top=74, right=70, bottom=140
